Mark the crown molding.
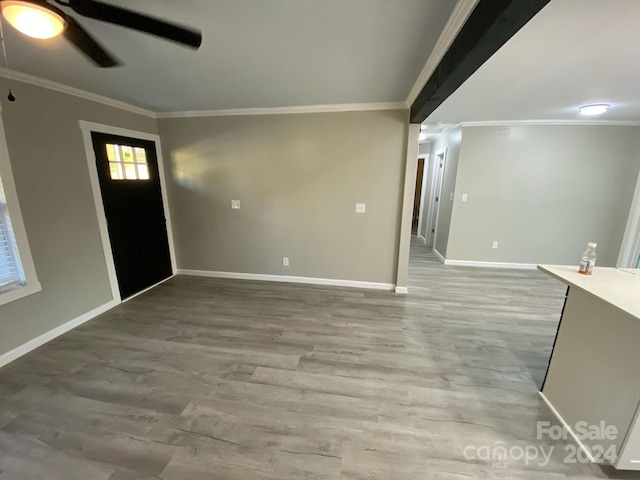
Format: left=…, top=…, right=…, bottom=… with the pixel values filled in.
left=460, top=119, right=640, bottom=127
left=0, top=67, right=156, bottom=118
left=405, top=0, right=480, bottom=108
left=0, top=68, right=408, bottom=120
left=155, top=102, right=408, bottom=119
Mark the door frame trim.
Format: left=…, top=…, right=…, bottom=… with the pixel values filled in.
left=415, top=153, right=429, bottom=243
left=79, top=120, right=177, bottom=303
left=428, top=147, right=448, bottom=250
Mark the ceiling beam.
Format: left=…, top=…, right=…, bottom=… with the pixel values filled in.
left=410, top=0, right=551, bottom=124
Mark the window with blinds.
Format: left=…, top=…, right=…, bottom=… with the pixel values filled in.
left=0, top=175, right=24, bottom=293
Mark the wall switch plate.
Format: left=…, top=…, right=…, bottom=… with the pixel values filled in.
left=282, top=257, right=289, bottom=266
left=449, top=192, right=454, bottom=200
left=462, top=194, right=468, bottom=202
left=355, top=203, right=366, bottom=213
left=492, top=241, right=499, bottom=249
left=231, top=200, right=241, bottom=209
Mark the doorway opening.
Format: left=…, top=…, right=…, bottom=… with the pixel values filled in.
left=411, top=157, right=425, bottom=236
left=91, top=132, right=172, bottom=300
left=80, top=121, right=176, bottom=304
left=424, top=148, right=447, bottom=248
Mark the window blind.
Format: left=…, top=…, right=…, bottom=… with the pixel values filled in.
left=0, top=178, right=24, bottom=292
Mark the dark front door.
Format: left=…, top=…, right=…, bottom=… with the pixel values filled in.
left=91, top=132, right=172, bottom=299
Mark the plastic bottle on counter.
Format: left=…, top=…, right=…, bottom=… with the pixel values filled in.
left=578, top=242, right=597, bottom=275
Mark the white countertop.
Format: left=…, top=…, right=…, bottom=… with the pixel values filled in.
left=538, top=265, right=640, bottom=320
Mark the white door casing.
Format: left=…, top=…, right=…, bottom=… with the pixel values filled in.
left=79, top=121, right=177, bottom=303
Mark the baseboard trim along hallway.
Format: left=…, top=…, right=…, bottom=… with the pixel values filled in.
left=0, top=300, right=119, bottom=369
left=177, top=269, right=395, bottom=291
left=433, top=249, right=445, bottom=264
left=444, top=259, right=537, bottom=269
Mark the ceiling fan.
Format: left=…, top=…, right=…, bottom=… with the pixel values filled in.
left=0, top=0, right=202, bottom=67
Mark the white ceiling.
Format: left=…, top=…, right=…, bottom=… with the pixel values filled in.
left=0, top=0, right=456, bottom=112
left=426, top=0, right=640, bottom=125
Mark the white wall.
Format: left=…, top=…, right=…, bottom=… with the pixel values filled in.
left=445, top=125, right=640, bottom=266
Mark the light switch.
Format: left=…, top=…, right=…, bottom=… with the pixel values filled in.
left=462, top=194, right=468, bottom=202
left=231, top=200, right=241, bottom=209
left=283, top=257, right=289, bottom=266
left=355, top=203, right=366, bottom=213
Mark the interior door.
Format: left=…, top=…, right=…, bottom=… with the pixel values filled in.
left=91, top=132, right=172, bottom=299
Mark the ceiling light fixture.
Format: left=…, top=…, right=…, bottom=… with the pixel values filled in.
left=579, top=104, right=610, bottom=116
left=1, top=1, right=66, bottom=39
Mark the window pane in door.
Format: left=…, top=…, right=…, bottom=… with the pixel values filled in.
left=137, top=164, right=149, bottom=180
left=106, top=143, right=149, bottom=181
left=134, top=147, right=147, bottom=164
left=121, top=146, right=134, bottom=163
left=124, top=163, right=137, bottom=180
left=106, top=144, right=117, bottom=162
left=109, top=162, right=123, bottom=180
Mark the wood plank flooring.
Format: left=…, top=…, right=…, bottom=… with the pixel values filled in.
left=1, top=238, right=639, bottom=479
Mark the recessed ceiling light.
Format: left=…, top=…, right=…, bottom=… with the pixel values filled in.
left=1, top=1, right=66, bottom=39
left=579, top=104, right=610, bottom=116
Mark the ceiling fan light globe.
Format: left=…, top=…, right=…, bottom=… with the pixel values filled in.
left=1, top=1, right=66, bottom=39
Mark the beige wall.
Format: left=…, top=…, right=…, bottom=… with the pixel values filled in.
left=446, top=125, right=640, bottom=266
left=0, top=81, right=157, bottom=357
left=158, top=110, right=408, bottom=284
left=431, top=128, right=462, bottom=256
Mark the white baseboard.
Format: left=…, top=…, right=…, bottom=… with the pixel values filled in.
left=0, top=300, right=118, bottom=369
left=395, top=286, right=408, bottom=294
left=444, top=259, right=537, bottom=269
left=417, top=235, right=427, bottom=245
left=539, top=391, right=595, bottom=463
left=433, top=249, right=445, bottom=264
left=177, top=269, right=395, bottom=291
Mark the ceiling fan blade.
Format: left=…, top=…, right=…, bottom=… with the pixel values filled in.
left=63, top=15, right=120, bottom=68
left=67, top=0, right=202, bottom=49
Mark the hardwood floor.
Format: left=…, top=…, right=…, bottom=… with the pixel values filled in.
left=1, top=238, right=639, bottom=479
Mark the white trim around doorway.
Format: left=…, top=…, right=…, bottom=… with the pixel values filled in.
left=428, top=147, right=448, bottom=250
left=416, top=153, right=429, bottom=244
left=79, top=121, right=177, bottom=303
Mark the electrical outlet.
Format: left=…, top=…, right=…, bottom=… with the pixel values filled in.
left=449, top=192, right=454, bottom=200
left=282, top=257, right=289, bottom=266
left=231, top=200, right=241, bottom=209
left=492, top=241, right=499, bottom=249
left=355, top=203, right=366, bottom=213
left=461, top=194, right=468, bottom=202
